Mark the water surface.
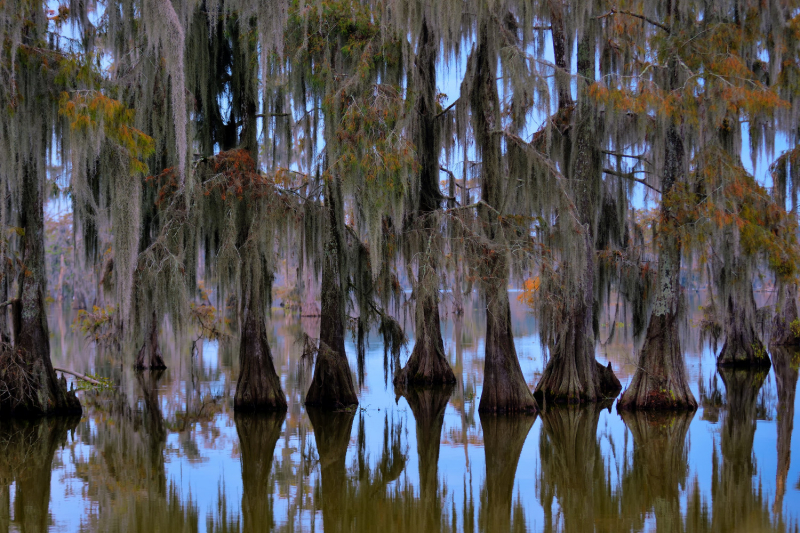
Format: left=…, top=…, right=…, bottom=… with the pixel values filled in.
left=2, top=294, right=799, bottom=532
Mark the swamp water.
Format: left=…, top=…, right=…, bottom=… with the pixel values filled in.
left=1, top=293, right=799, bottom=532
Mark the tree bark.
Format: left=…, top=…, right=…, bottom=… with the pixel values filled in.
left=617, top=121, right=697, bottom=411
left=396, top=17, right=455, bottom=387
left=470, top=18, right=537, bottom=414
left=235, top=411, right=286, bottom=532
left=536, top=235, right=621, bottom=404
left=395, top=282, right=455, bottom=386
left=307, top=406, right=356, bottom=533
left=771, top=347, right=798, bottom=516
left=135, top=310, right=167, bottom=370
left=234, top=259, right=287, bottom=411
left=0, top=162, right=81, bottom=417
left=717, top=282, right=770, bottom=368
left=536, top=29, right=621, bottom=404
left=306, top=180, right=358, bottom=408
left=771, top=283, right=800, bottom=346
left=478, top=411, right=535, bottom=531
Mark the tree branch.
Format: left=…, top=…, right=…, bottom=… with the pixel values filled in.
left=595, top=9, right=671, bottom=34
left=602, top=150, right=653, bottom=166
left=53, top=368, right=103, bottom=386
left=603, top=168, right=662, bottom=193
left=435, top=99, right=459, bottom=118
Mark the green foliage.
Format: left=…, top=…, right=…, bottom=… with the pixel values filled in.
left=72, top=305, right=117, bottom=343
left=74, top=374, right=114, bottom=392
left=789, top=318, right=800, bottom=339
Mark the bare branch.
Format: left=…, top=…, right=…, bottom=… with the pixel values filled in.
left=53, top=368, right=103, bottom=386
left=595, top=9, right=671, bottom=34
left=603, top=168, right=662, bottom=193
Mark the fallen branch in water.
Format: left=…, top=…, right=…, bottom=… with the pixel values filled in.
left=54, top=367, right=103, bottom=386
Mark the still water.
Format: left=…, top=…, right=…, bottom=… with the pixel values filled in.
left=2, top=293, right=799, bottom=532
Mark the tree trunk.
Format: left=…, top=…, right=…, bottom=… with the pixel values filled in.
left=480, top=282, right=538, bottom=413
left=478, top=411, right=535, bottom=531
left=618, top=410, right=694, bottom=531
left=0, top=483, right=7, bottom=533
left=0, top=417, right=78, bottom=531
left=470, top=18, right=537, bottom=415
left=538, top=403, right=611, bottom=533
left=135, top=310, right=167, bottom=370
left=306, top=180, right=358, bottom=408
left=396, top=17, right=455, bottom=387
left=235, top=411, right=286, bottom=532
left=617, top=122, right=697, bottom=411
left=307, top=406, right=356, bottom=533
left=395, top=279, right=455, bottom=386
left=234, top=265, right=287, bottom=411
left=536, top=235, right=620, bottom=404
left=0, top=272, right=10, bottom=346
left=0, top=162, right=81, bottom=417
left=771, top=347, right=798, bottom=517
left=771, top=283, right=799, bottom=346
left=717, top=283, right=770, bottom=368
left=537, top=29, right=621, bottom=404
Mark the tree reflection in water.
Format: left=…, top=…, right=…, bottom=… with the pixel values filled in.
left=538, top=402, right=615, bottom=533
left=478, top=412, right=535, bottom=532
left=0, top=416, right=78, bottom=532
left=10, top=301, right=800, bottom=532
left=75, top=371, right=199, bottom=531
left=619, top=409, right=695, bottom=531
left=401, top=384, right=453, bottom=532
left=712, top=367, right=780, bottom=532
left=771, top=347, right=799, bottom=519
left=234, top=411, right=286, bottom=532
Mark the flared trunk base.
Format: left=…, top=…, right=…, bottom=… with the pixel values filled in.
left=234, top=315, right=287, bottom=412
left=479, top=295, right=537, bottom=414
left=534, top=310, right=621, bottom=404
left=305, top=345, right=358, bottom=409
left=617, top=313, right=697, bottom=412
left=717, top=334, right=771, bottom=368
left=395, top=341, right=456, bottom=386
left=0, top=348, right=81, bottom=418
